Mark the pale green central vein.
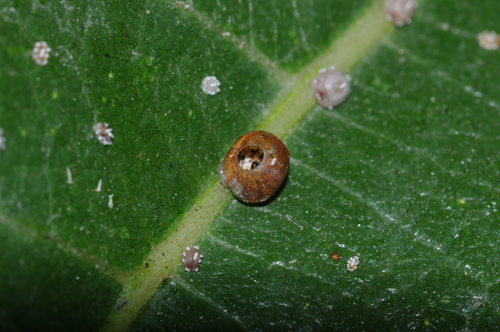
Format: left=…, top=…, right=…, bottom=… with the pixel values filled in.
left=259, top=0, right=391, bottom=137
left=103, top=180, right=232, bottom=331
left=103, top=1, right=392, bottom=331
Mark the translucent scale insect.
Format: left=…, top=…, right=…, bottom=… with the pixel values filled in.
left=201, top=76, right=221, bottom=95
left=312, top=67, right=351, bottom=109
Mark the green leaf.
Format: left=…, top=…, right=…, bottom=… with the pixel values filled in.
left=0, top=222, right=122, bottom=331
left=193, top=0, right=373, bottom=71
left=2, top=0, right=500, bottom=331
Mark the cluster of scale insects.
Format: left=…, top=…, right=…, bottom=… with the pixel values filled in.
left=2, top=0, right=497, bottom=277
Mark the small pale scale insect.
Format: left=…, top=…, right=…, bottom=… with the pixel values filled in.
left=201, top=76, right=221, bottom=95
left=312, top=67, right=351, bottom=109
left=32, top=41, right=52, bottom=66
left=108, top=194, right=114, bottom=209
left=384, top=0, right=417, bottom=27
left=477, top=31, right=500, bottom=51
left=0, top=128, right=6, bottom=153
left=93, top=123, right=114, bottom=146
left=182, top=246, right=203, bottom=272
left=347, top=256, right=360, bottom=272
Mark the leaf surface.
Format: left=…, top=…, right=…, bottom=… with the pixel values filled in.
left=1, top=0, right=500, bottom=331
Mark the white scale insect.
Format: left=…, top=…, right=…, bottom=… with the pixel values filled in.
left=312, top=67, right=351, bottom=109
left=384, top=0, right=418, bottom=27
left=478, top=31, right=500, bottom=51
left=93, top=123, right=114, bottom=146
left=347, top=256, right=360, bottom=272
left=201, top=76, right=221, bottom=95
left=32, top=41, right=52, bottom=66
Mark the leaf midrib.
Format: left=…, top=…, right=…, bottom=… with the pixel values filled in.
left=102, top=0, right=393, bottom=330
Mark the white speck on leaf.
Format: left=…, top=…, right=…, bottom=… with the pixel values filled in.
left=201, top=76, right=221, bottom=95
left=108, top=194, right=114, bottom=209
left=66, top=167, right=73, bottom=185
left=478, top=31, right=500, bottom=50
left=95, top=179, right=102, bottom=192
left=0, top=128, right=6, bottom=153
left=32, top=41, right=52, bottom=66
left=93, top=123, right=114, bottom=146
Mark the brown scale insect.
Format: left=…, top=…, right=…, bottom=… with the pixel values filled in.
left=330, top=252, right=341, bottom=261
left=182, top=246, right=202, bottom=272
left=219, top=131, right=290, bottom=203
